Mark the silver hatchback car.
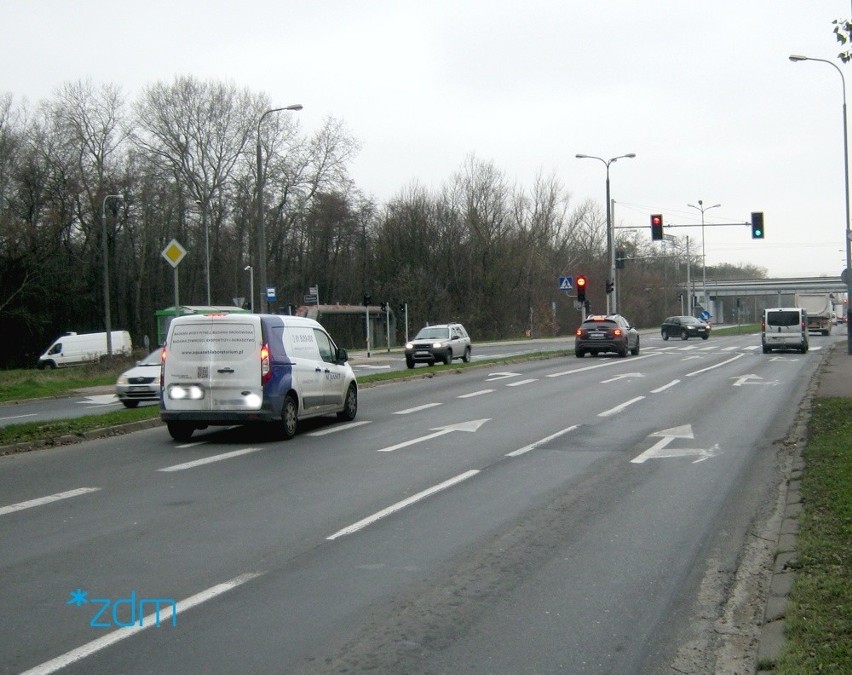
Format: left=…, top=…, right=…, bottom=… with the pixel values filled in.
left=115, top=347, right=162, bottom=408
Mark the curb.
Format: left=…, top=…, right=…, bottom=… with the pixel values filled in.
left=0, top=417, right=163, bottom=456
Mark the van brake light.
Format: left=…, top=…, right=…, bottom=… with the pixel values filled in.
left=160, top=344, right=167, bottom=388
left=261, top=343, right=271, bottom=384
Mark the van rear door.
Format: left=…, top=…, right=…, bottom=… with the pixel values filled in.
left=164, top=316, right=263, bottom=412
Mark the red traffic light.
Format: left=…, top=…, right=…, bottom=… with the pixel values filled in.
left=650, top=213, right=664, bottom=241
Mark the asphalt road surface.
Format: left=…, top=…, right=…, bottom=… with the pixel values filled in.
left=0, top=331, right=836, bottom=673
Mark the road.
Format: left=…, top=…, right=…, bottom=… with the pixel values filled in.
left=0, top=332, right=836, bottom=673
left=0, top=340, right=573, bottom=429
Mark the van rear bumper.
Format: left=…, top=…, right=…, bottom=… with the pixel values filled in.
left=159, top=409, right=278, bottom=425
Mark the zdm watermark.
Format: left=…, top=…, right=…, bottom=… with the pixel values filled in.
left=67, top=588, right=178, bottom=628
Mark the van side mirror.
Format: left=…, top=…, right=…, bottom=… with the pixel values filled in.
left=337, top=347, right=348, bottom=364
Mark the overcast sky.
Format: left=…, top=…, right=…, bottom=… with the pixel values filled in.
left=3, top=1, right=851, bottom=278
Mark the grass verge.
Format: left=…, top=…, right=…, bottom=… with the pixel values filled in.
left=777, top=397, right=852, bottom=673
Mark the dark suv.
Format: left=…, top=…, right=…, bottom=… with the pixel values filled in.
left=405, top=323, right=472, bottom=368
left=661, top=315, right=710, bottom=340
left=575, top=314, right=640, bottom=358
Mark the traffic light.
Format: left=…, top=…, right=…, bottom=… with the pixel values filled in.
left=615, top=250, right=625, bottom=269
left=606, top=279, right=614, bottom=294
left=380, top=302, right=387, bottom=312
left=363, top=294, right=371, bottom=306
left=751, top=211, right=764, bottom=239
left=650, top=214, right=664, bottom=241
left=576, top=275, right=587, bottom=302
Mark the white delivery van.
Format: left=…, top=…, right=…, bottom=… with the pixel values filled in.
left=160, top=313, right=357, bottom=441
left=37, top=331, right=132, bottom=369
left=761, top=308, right=808, bottom=354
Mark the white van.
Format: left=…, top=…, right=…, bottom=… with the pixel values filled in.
left=762, top=308, right=809, bottom=354
left=37, top=331, right=132, bottom=369
left=160, top=313, right=357, bottom=441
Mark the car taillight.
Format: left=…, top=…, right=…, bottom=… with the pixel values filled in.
left=576, top=328, right=585, bottom=337
left=612, top=329, right=623, bottom=337
left=260, top=343, right=271, bottom=384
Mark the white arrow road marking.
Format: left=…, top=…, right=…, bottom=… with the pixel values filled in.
left=730, top=374, right=780, bottom=387
left=600, top=372, right=643, bottom=384
left=486, top=372, right=521, bottom=381
left=631, top=424, right=720, bottom=464
left=378, top=419, right=490, bottom=453
left=327, top=470, right=480, bottom=540
left=80, top=394, right=120, bottom=406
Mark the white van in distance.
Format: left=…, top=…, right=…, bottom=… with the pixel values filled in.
left=160, top=313, right=357, bottom=441
left=761, top=308, right=809, bottom=354
left=37, top=331, right=132, bottom=369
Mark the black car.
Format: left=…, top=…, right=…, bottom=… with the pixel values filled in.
left=575, top=314, right=640, bottom=358
left=661, top=316, right=710, bottom=340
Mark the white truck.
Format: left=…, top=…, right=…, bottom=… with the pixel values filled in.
left=794, top=293, right=833, bottom=336
left=37, top=331, right=132, bottom=369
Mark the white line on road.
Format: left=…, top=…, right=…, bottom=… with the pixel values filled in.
left=308, top=421, right=372, bottom=436
left=598, top=396, right=645, bottom=417
left=506, top=425, right=580, bottom=457
left=547, top=352, right=659, bottom=378
left=394, top=403, right=443, bottom=415
left=457, top=389, right=494, bottom=398
left=0, top=487, right=101, bottom=517
left=327, top=470, right=480, bottom=540
left=505, top=378, right=538, bottom=387
left=158, top=447, right=265, bottom=472
left=0, top=413, right=37, bottom=422
left=650, top=379, right=680, bottom=393
left=685, top=353, right=745, bottom=377
left=21, top=572, right=263, bottom=675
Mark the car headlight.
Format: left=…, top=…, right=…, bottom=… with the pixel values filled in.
left=432, top=342, right=444, bottom=349
left=405, top=342, right=414, bottom=350
left=117, top=375, right=129, bottom=385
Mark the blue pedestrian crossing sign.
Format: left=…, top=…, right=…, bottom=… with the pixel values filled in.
left=558, top=276, right=573, bottom=291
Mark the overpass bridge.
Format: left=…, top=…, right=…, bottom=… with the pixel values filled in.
left=681, top=277, right=847, bottom=323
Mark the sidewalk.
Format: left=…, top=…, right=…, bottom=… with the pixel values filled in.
left=756, top=342, right=851, bottom=670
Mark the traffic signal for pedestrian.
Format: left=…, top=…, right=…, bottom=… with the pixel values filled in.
left=751, top=211, right=764, bottom=239
left=606, top=279, right=614, bottom=294
left=576, top=275, right=587, bottom=302
left=650, top=214, right=664, bottom=241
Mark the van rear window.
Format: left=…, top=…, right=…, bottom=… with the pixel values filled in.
left=767, top=311, right=801, bottom=327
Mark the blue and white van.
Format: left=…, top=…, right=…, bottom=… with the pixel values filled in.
left=160, top=313, right=357, bottom=441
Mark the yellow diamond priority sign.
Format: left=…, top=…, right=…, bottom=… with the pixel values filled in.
left=161, top=239, right=187, bottom=268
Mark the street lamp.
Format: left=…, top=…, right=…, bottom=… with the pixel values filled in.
left=789, top=54, right=852, bottom=355
left=244, top=265, right=254, bottom=313
left=101, top=193, right=122, bottom=358
left=687, top=200, right=721, bottom=317
left=256, top=103, right=303, bottom=314
left=195, top=199, right=211, bottom=305
left=575, top=153, right=636, bottom=314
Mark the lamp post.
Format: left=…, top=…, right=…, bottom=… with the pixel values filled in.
left=195, top=199, right=211, bottom=305
left=687, top=200, right=720, bottom=317
left=101, top=193, right=122, bottom=358
left=575, top=153, right=636, bottom=314
left=244, top=265, right=254, bottom=313
left=789, top=54, right=852, bottom=355
left=256, top=103, right=303, bottom=314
